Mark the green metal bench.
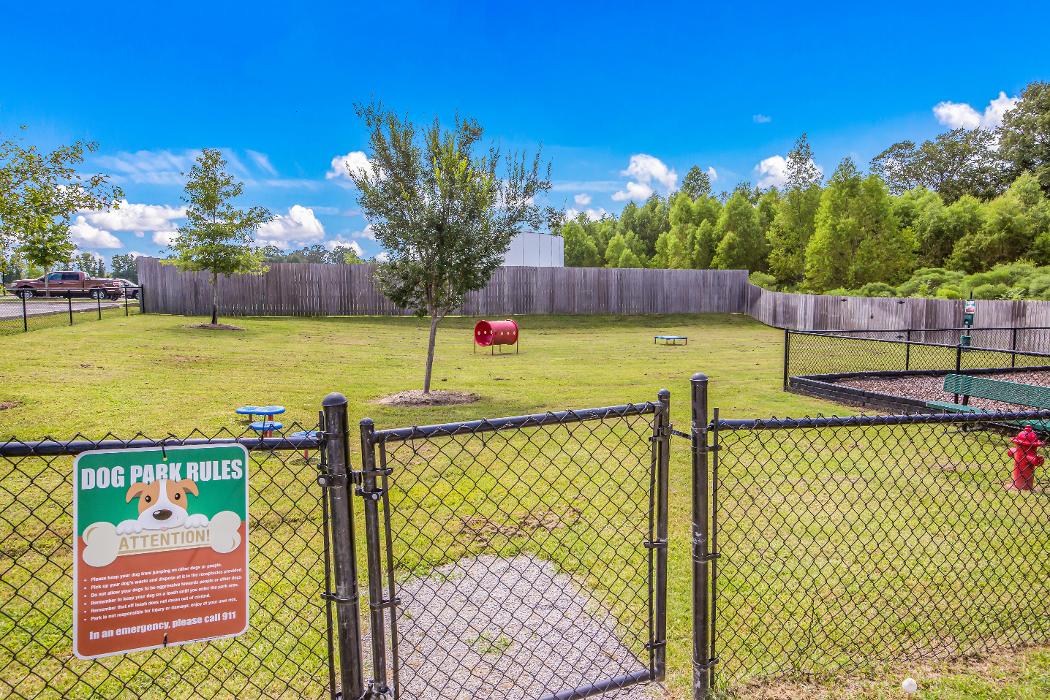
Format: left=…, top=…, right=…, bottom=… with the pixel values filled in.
left=927, top=374, right=1050, bottom=430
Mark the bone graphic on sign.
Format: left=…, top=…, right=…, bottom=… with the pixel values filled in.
left=81, top=512, right=243, bottom=567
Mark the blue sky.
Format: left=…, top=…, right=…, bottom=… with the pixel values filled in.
left=2, top=1, right=1048, bottom=260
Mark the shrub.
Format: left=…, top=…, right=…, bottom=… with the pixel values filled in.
left=855, top=282, right=897, bottom=297
left=935, top=285, right=964, bottom=299
left=971, top=283, right=1011, bottom=300
left=749, top=271, right=778, bottom=290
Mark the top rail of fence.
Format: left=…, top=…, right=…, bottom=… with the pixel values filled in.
left=787, top=329, right=1050, bottom=358
left=370, top=401, right=659, bottom=443
left=712, top=409, right=1050, bottom=431
left=794, top=325, right=1050, bottom=334
left=0, top=433, right=323, bottom=457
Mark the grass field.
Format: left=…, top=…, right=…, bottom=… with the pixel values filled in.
left=1, top=312, right=1047, bottom=699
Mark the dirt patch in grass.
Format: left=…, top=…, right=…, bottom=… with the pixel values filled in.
left=189, top=323, right=244, bottom=331
left=0, top=401, right=19, bottom=411
left=375, top=389, right=479, bottom=406
left=458, top=506, right=582, bottom=546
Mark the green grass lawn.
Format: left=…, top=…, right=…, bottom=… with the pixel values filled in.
left=1, top=312, right=1046, bottom=699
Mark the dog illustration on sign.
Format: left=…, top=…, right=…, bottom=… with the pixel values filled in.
left=116, top=479, right=209, bottom=534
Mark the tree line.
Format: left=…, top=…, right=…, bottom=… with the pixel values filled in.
left=559, top=81, right=1050, bottom=300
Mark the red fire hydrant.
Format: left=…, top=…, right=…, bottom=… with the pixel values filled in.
left=1007, top=425, right=1044, bottom=491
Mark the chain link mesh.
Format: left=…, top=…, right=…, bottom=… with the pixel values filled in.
left=0, top=292, right=142, bottom=337
left=0, top=425, right=331, bottom=699
left=366, top=404, right=663, bottom=699
left=711, top=413, right=1050, bottom=693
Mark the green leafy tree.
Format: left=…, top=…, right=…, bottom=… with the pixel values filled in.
left=999, top=81, right=1050, bottom=195
left=913, top=194, right=983, bottom=267
left=111, top=253, right=138, bottom=283
left=167, top=148, right=273, bottom=326
left=1, top=130, right=121, bottom=293
left=347, top=102, right=550, bottom=393
left=712, top=190, right=764, bottom=270
left=562, top=220, right=602, bottom=267
left=72, top=251, right=105, bottom=276
left=870, top=128, right=1006, bottom=202
left=604, top=231, right=646, bottom=267
left=805, top=158, right=913, bottom=290
left=767, top=133, right=824, bottom=286
left=948, top=173, right=1049, bottom=272
left=681, top=165, right=712, bottom=200
left=693, top=219, right=720, bottom=268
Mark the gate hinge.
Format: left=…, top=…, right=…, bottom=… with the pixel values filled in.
left=316, top=472, right=347, bottom=488
left=355, top=486, right=385, bottom=500
left=694, top=656, right=719, bottom=671
left=644, top=539, right=667, bottom=550
left=692, top=551, right=720, bottom=563
left=321, top=591, right=358, bottom=604
left=645, top=640, right=667, bottom=650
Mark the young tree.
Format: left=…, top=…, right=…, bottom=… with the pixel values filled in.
left=999, top=81, right=1050, bottom=195
left=167, top=148, right=273, bottom=326
left=711, top=190, right=765, bottom=270
left=1, top=130, right=121, bottom=293
left=681, top=165, right=712, bottom=200
left=767, top=134, right=823, bottom=286
left=805, top=158, right=913, bottom=290
left=347, top=103, right=551, bottom=393
left=562, top=219, right=602, bottom=267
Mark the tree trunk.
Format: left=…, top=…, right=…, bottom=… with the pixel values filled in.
left=211, top=272, right=219, bottom=325
left=423, top=314, right=440, bottom=394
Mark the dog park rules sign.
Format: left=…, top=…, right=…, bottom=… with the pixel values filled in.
left=72, top=444, right=250, bottom=658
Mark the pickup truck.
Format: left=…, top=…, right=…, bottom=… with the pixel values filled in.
left=5, top=271, right=124, bottom=300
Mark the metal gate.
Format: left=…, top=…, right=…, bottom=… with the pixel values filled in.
left=343, top=394, right=670, bottom=699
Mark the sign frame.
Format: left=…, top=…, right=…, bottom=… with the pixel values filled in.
left=72, top=443, right=251, bottom=659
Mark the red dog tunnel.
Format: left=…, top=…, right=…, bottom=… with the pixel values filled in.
left=474, top=319, right=519, bottom=347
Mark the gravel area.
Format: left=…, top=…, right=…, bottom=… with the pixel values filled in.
left=367, top=554, right=661, bottom=700
left=838, top=369, right=1050, bottom=410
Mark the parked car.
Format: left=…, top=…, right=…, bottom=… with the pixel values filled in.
left=112, top=278, right=140, bottom=298
left=5, top=271, right=124, bottom=300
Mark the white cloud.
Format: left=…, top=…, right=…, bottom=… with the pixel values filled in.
left=613, top=154, right=676, bottom=202
left=326, top=151, right=373, bottom=181
left=246, top=150, right=277, bottom=175
left=82, top=200, right=186, bottom=235
left=152, top=230, right=179, bottom=247
left=933, top=91, right=1019, bottom=130
left=707, top=166, right=719, bottom=182
left=374, top=251, right=390, bottom=263
left=353, top=224, right=376, bottom=240
left=256, top=205, right=326, bottom=249
left=565, top=207, right=608, bottom=221
left=612, top=180, right=655, bottom=202
left=550, top=180, right=621, bottom=193
left=94, top=149, right=198, bottom=185
left=573, top=193, right=592, bottom=206
left=755, top=156, right=789, bottom=189
left=324, top=238, right=365, bottom=257
left=752, top=114, right=772, bottom=124
left=69, top=216, right=122, bottom=249
left=754, top=155, right=822, bottom=189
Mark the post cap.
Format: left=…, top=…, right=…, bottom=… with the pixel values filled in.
left=322, top=392, right=347, bottom=407
left=658, top=388, right=670, bottom=401
left=691, top=372, right=709, bottom=382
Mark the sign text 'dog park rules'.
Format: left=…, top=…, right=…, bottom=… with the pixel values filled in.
left=73, top=444, right=250, bottom=658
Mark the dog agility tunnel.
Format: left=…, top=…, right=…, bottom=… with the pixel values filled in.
left=474, top=319, right=519, bottom=348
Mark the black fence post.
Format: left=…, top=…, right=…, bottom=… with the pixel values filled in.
left=358, top=418, right=390, bottom=697
left=904, top=329, right=911, bottom=371
left=125, top=288, right=130, bottom=316
left=139, top=285, right=145, bottom=314
left=321, top=393, right=365, bottom=700
left=21, top=294, right=28, bottom=332
left=1011, top=327, right=1018, bottom=368
left=691, top=373, right=713, bottom=698
left=97, top=294, right=102, bottom=320
left=782, top=329, right=791, bottom=391
left=67, top=292, right=73, bottom=326
left=651, top=389, right=671, bottom=681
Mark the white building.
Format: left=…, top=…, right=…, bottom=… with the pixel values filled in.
left=502, top=232, right=564, bottom=267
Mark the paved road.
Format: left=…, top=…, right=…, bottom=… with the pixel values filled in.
left=0, top=298, right=123, bottom=319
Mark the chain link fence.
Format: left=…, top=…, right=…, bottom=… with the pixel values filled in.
left=801, top=326, right=1050, bottom=353
left=704, top=410, right=1050, bottom=695
left=0, top=288, right=143, bottom=337
left=357, top=399, right=670, bottom=700
left=0, top=425, right=333, bottom=700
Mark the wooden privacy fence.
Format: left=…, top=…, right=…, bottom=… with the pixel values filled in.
left=137, top=256, right=1050, bottom=330
left=137, top=258, right=750, bottom=316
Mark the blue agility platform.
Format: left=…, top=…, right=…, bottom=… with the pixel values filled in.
left=654, top=335, right=688, bottom=346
